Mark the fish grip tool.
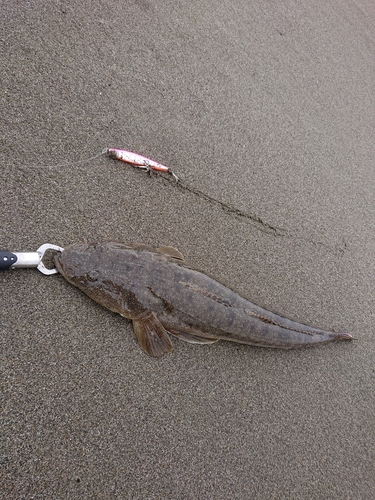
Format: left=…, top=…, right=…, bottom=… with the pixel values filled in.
left=0, top=244, right=64, bottom=275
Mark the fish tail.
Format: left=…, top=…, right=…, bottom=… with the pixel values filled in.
left=332, top=331, right=353, bottom=341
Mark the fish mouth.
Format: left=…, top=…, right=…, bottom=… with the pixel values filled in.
left=54, top=253, right=64, bottom=275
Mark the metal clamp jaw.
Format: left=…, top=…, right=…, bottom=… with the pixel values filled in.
left=0, top=244, right=64, bottom=275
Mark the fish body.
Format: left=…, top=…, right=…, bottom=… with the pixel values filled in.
left=54, top=242, right=352, bottom=357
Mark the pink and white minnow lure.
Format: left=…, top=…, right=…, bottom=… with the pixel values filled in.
left=104, top=148, right=179, bottom=181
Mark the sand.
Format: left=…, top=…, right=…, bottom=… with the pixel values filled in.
left=1, top=1, right=374, bottom=498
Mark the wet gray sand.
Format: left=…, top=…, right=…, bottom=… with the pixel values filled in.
left=1, top=1, right=374, bottom=498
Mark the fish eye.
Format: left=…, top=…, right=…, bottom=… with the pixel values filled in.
left=87, top=270, right=100, bottom=282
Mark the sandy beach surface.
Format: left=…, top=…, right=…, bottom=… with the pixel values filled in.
left=1, top=1, right=374, bottom=498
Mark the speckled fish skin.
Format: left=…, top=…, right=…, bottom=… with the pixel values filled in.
left=54, top=242, right=353, bottom=357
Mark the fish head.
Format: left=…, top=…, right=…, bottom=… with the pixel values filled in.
left=54, top=242, right=145, bottom=317
left=54, top=242, right=106, bottom=290
left=54, top=242, right=103, bottom=282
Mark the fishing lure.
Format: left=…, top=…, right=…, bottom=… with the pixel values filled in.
left=104, top=148, right=179, bottom=181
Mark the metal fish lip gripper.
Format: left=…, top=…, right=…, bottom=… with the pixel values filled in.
left=0, top=243, right=64, bottom=275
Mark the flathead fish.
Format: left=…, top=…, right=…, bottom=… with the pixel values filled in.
left=54, top=242, right=353, bottom=357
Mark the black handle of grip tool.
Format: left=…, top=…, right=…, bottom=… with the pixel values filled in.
left=0, top=250, right=18, bottom=270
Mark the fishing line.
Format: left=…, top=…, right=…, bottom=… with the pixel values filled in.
left=3, top=147, right=285, bottom=236
left=2, top=147, right=346, bottom=261
left=159, top=173, right=286, bottom=236
left=2, top=151, right=106, bottom=170
left=104, top=149, right=285, bottom=235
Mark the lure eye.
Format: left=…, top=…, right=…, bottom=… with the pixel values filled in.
left=87, top=270, right=100, bottom=282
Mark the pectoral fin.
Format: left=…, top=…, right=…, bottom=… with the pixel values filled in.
left=132, top=312, right=173, bottom=357
left=156, top=246, right=185, bottom=261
